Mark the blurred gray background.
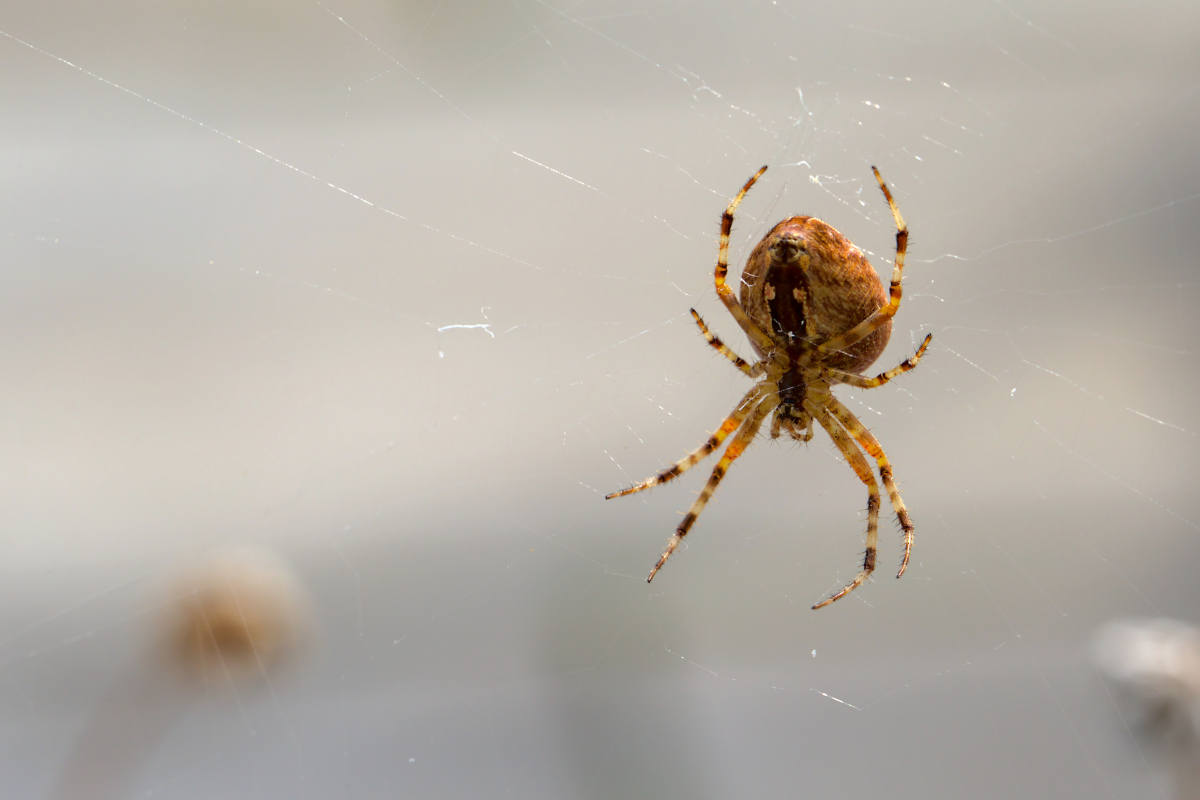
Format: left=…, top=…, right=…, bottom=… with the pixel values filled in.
left=2, top=0, right=1198, bottom=797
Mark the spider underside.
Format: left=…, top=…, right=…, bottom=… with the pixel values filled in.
left=607, top=166, right=931, bottom=609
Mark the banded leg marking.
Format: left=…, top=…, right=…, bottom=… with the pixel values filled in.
left=810, top=402, right=881, bottom=609
left=691, top=309, right=763, bottom=377
left=647, top=393, right=779, bottom=582
left=817, top=167, right=909, bottom=357
left=715, top=167, right=776, bottom=355
left=827, top=333, right=931, bottom=389
left=825, top=396, right=914, bottom=577
left=606, top=384, right=765, bottom=500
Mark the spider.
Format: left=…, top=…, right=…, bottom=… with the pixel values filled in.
left=607, top=166, right=931, bottom=609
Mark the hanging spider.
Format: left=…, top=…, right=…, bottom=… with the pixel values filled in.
left=607, top=166, right=931, bottom=609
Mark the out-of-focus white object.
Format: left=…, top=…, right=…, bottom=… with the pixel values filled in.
left=1093, top=618, right=1200, bottom=800
left=48, top=546, right=314, bottom=800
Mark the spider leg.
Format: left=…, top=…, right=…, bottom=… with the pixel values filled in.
left=816, top=167, right=909, bottom=357
left=606, top=384, right=767, bottom=500
left=827, top=334, right=931, bottom=389
left=809, top=401, right=881, bottom=609
left=647, top=392, right=779, bottom=582
left=690, top=309, right=764, bottom=377
left=715, top=167, right=778, bottom=355
left=825, top=396, right=915, bottom=578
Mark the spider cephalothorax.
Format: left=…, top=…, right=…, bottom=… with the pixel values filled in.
left=607, top=166, right=931, bottom=609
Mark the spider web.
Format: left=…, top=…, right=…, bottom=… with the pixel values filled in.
left=2, top=0, right=1198, bottom=797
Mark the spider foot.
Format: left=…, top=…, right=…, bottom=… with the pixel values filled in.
left=896, top=527, right=914, bottom=578
left=646, top=534, right=683, bottom=582
left=605, top=481, right=652, bottom=500
left=812, top=571, right=871, bottom=609
left=813, top=547, right=876, bottom=609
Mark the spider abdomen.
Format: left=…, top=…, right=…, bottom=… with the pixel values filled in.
left=740, top=216, right=890, bottom=373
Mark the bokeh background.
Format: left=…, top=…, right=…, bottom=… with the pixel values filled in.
left=2, top=0, right=1198, bottom=797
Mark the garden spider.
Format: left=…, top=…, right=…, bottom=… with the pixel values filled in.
left=607, top=166, right=931, bottom=609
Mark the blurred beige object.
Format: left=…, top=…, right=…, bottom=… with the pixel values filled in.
left=48, top=547, right=313, bottom=800
left=160, top=546, right=312, bottom=688
left=1093, top=619, right=1200, bottom=800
